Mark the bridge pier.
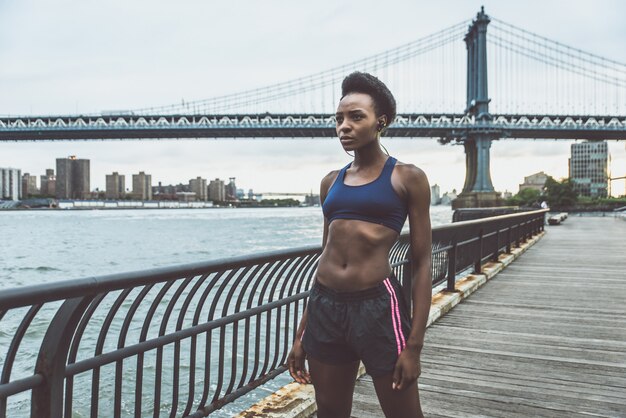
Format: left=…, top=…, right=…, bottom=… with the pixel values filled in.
left=453, top=7, right=503, bottom=209
left=454, top=135, right=503, bottom=209
left=461, top=136, right=495, bottom=192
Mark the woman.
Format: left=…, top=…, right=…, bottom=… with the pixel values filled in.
left=287, top=72, right=432, bottom=418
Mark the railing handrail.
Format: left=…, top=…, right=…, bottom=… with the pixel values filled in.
left=0, top=246, right=321, bottom=311
left=0, top=209, right=548, bottom=311
left=434, top=208, right=548, bottom=230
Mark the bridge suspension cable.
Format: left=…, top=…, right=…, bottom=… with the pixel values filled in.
left=488, top=18, right=626, bottom=115
left=130, top=15, right=626, bottom=117
left=131, top=21, right=469, bottom=115
left=491, top=18, right=626, bottom=71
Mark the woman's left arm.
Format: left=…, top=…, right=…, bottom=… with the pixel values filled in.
left=392, top=165, right=432, bottom=391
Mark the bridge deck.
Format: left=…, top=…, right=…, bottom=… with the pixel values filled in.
left=345, top=216, right=626, bottom=417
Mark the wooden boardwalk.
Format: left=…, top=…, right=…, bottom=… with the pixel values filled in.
left=349, top=216, right=626, bottom=417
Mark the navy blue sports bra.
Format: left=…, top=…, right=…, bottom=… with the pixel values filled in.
left=322, top=156, right=408, bottom=233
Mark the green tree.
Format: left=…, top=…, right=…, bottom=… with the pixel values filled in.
left=505, top=188, right=541, bottom=207
left=544, top=177, right=578, bottom=207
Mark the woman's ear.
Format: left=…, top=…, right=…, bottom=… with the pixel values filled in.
left=378, top=116, right=388, bottom=131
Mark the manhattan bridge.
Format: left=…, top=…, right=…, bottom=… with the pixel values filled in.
left=1, top=7, right=625, bottom=201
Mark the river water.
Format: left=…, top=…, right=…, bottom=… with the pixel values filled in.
left=0, top=205, right=453, bottom=417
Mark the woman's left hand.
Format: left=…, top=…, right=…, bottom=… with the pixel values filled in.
left=287, top=338, right=311, bottom=384
left=392, top=348, right=421, bottom=390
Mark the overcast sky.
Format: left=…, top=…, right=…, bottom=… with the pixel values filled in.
left=1, top=0, right=625, bottom=196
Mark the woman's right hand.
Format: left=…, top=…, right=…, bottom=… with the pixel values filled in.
left=287, top=338, right=311, bottom=384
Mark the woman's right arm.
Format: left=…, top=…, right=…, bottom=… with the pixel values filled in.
left=287, top=171, right=336, bottom=384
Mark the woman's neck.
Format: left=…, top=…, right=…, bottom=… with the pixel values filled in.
left=352, top=141, right=387, bottom=168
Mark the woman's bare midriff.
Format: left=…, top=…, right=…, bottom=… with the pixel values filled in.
left=315, top=219, right=400, bottom=291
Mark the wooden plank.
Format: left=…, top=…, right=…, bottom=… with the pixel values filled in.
left=425, top=338, right=626, bottom=365
left=419, top=387, right=586, bottom=418
left=419, top=384, right=615, bottom=417
left=420, top=355, right=626, bottom=388
left=421, top=347, right=626, bottom=383
left=431, top=317, right=626, bottom=341
left=461, top=299, right=626, bottom=316
left=420, top=374, right=626, bottom=416
left=426, top=325, right=626, bottom=352
left=423, top=365, right=626, bottom=402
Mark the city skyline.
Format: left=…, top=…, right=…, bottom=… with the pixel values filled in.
left=3, top=139, right=623, bottom=197
left=1, top=1, right=625, bottom=196
left=8, top=160, right=301, bottom=201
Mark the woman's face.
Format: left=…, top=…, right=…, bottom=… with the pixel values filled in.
left=335, top=93, right=382, bottom=152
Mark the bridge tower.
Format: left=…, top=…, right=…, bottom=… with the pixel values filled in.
left=453, top=7, right=504, bottom=209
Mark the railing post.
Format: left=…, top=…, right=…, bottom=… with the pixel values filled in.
left=401, top=253, right=412, bottom=309
left=492, top=227, right=500, bottom=262
left=446, top=240, right=457, bottom=291
left=31, top=296, right=93, bottom=418
left=474, top=228, right=483, bottom=274
left=506, top=226, right=512, bottom=254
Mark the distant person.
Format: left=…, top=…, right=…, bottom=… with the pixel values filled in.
left=541, top=200, right=548, bottom=209
left=288, top=72, right=431, bottom=417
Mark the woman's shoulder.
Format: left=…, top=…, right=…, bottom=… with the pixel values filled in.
left=321, top=168, right=342, bottom=184
left=392, top=159, right=430, bottom=203
left=393, top=159, right=428, bottom=183
left=320, top=168, right=342, bottom=197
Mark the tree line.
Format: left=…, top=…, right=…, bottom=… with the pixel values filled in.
left=506, top=177, right=626, bottom=210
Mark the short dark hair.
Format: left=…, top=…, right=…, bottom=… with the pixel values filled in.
left=341, top=72, right=396, bottom=127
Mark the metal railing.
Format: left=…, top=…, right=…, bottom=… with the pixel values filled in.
left=0, top=209, right=546, bottom=417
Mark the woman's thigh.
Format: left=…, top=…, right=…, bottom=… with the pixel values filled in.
left=308, top=356, right=360, bottom=418
left=372, top=372, right=423, bottom=418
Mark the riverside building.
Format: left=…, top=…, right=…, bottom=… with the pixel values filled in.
left=189, top=177, right=208, bottom=201
left=0, top=167, right=22, bottom=200
left=431, top=184, right=441, bottom=205
left=132, top=172, right=152, bottom=200
left=226, top=177, right=238, bottom=201
left=441, top=189, right=458, bottom=205
left=40, top=169, right=56, bottom=197
left=105, top=172, right=126, bottom=200
left=56, top=156, right=90, bottom=200
left=208, top=178, right=225, bottom=202
left=21, top=173, right=39, bottom=197
left=304, top=192, right=320, bottom=206
left=519, top=171, right=549, bottom=194
left=569, top=141, right=610, bottom=198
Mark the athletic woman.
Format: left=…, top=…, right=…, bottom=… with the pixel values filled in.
left=287, top=72, right=432, bottom=418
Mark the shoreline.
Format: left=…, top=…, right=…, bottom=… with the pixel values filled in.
left=0, top=203, right=319, bottom=211
left=1, top=204, right=622, bottom=213
left=0, top=199, right=314, bottom=210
